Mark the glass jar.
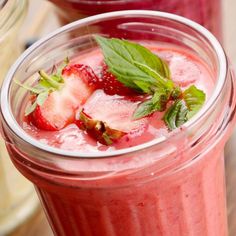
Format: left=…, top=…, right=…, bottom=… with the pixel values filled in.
left=0, top=0, right=38, bottom=235
left=48, top=0, right=222, bottom=39
left=0, top=10, right=235, bottom=235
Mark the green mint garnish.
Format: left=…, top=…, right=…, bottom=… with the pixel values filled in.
left=15, top=58, right=69, bottom=116
left=163, top=100, right=188, bottom=130
left=95, top=35, right=206, bottom=130
left=94, top=35, right=173, bottom=93
left=183, top=85, right=206, bottom=119
left=133, top=89, right=168, bottom=119
left=164, top=85, right=206, bottom=130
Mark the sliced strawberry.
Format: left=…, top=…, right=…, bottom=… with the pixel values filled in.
left=62, top=64, right=100, bottom=89
left=27, top=64, right=98, bottom=131
left=76, top=90, right=148, bottom=145
left=78, top=110, right=126, bottom=145
left=97, top=64, right=137, bottom=96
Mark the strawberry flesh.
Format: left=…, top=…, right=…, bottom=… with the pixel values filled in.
left=62, top=64, right=100, bottom=89
left=28, top=64, right=97, bottom=131
left=97, top=64, right=137, bottom=96
left=76, top=90, right=148, bottom=145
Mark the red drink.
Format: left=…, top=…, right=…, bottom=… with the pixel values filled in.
left=48, top=0, right=222, bottom=38
left=0, top=11, right=235, bottom=235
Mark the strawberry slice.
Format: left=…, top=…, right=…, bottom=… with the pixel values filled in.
left=97, top=64, right=137, bottom=96
left=62, top=64, right=99, bottom=89
left=26, top=64, right=98, bottom=131
left=78, top=110, right=126, bottom=145
left=76, top=90, right=148, bottom=145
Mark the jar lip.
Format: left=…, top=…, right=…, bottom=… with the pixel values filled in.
left=0, top=10, right=227, bottom=158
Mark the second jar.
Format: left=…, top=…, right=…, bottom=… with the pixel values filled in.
left=48, top=0, right=222, bottom=39
left=0, top=0, right=38, bottom=235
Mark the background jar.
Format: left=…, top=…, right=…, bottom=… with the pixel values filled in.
left=0, top=0, right=38, bottom=235
left=47, top=0, right=222, bottom=39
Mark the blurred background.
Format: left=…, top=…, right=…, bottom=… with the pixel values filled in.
left=0, top=0, right=235, bottom=235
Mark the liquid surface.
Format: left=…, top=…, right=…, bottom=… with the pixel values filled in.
left=22, top=45, right=214, bottom=152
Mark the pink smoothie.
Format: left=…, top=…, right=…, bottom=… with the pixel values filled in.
left=10, top=45, right=228, bottom=236
left=48, top=0, right=222, bottom=38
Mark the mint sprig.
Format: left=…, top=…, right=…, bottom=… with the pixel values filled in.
left=94, top=35, right=175, bottom=119
left=95, top=35, right=173, bottom=93
left=163, top=100, right=188, bottom=130
left=183, top=85, right=206, bottom=119
left=133, top=89, right=168, bottom=119
left=95, top=35, right=206, bottom=130
left=164, top=85, right=206, bottom=130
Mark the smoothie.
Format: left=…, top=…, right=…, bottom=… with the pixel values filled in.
left=10, top=40, right=227, bottom=236
left=48, top=0, right=222, bottom=38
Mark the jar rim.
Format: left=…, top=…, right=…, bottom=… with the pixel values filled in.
left=0, top=10, right=227, bottom=158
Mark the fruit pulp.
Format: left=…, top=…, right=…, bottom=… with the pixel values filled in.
left=13, top=44, right=229, bottom=236
left=48, top=0, right=222, bottom=39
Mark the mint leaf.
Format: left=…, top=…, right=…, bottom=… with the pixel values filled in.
left=164, top=100, right=188, bottom=130
left=164, top=86, right=206, bottom=130
left=133, top=61, right=173, bottom=91
left=95, top=36, right=206, bottom=128
left=133, top=80, right=153, bottom=94
left=162, top=60, right=171, bottom=80
left=171, top=87, right=182, bottom=100
left=183, top=85, right=206, bottom=119
left=134, top=90, right=168, bottom=119
left=94, top=35, right=172, bottom=93
left=133, top=99, right=155, bottom=119
left=152, top=88, right=168, bottom=107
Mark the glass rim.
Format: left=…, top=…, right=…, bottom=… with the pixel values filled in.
left=0, top=10, right=227, bottom=158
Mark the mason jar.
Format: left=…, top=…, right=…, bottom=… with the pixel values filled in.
left=47, top=0, right=222, bottom=39
left=0, top=10, right=235, bottom=235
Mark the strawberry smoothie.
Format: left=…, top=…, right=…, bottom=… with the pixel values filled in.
left=48, top=0, right=222, bottom=38
left=0, top=12, right=235, bottom=236
left=7, top=44, right=228, bottom=236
